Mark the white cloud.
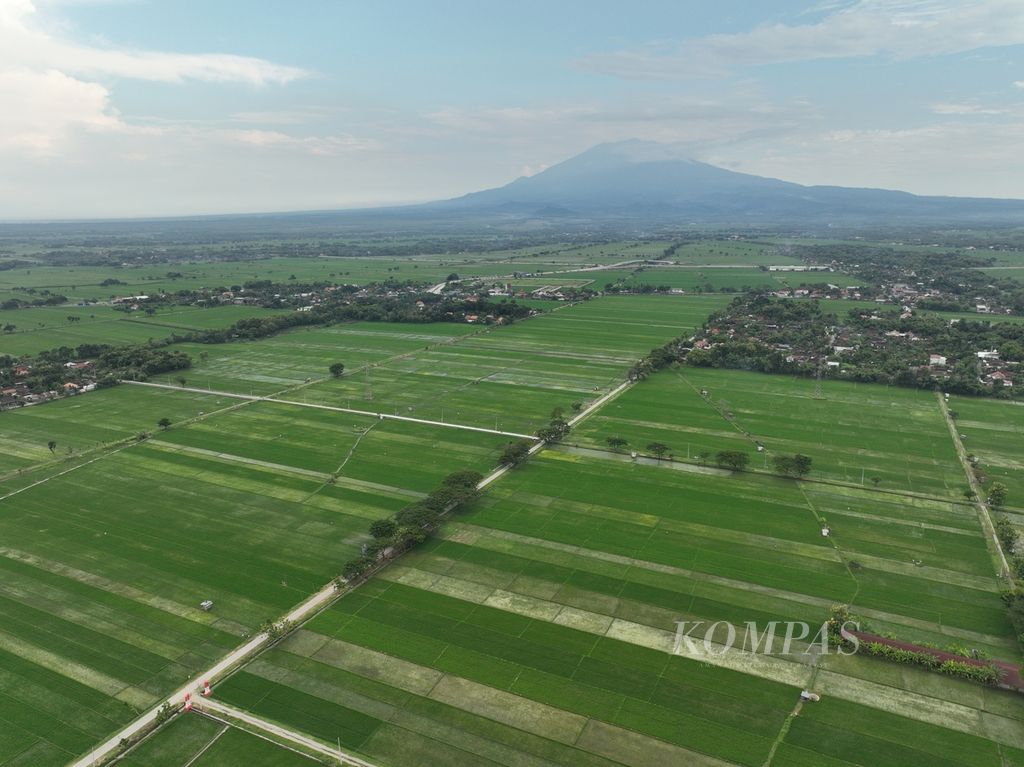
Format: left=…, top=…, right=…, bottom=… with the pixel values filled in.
left=931, top=102, right=1009, bottom=115
left=1015, top=80, right=1024, bottom=88
left=0, top=0, right=343, bottom=158
left=714, top=120, right=1024, bottom=198
left=0, top=68, right=127, bottom=154
left=0, top=0, right=307, bottom=84
left=579, top=0, right=1024, bottom=79
left=221, top=129, right=380, bottom=156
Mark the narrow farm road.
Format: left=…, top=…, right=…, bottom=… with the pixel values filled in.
left=67, top=581, right=340, bottom=767
left=936, top=391, right=1012, bottom=583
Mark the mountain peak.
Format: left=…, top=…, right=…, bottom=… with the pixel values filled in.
left=431, top=140, right=1024, bottom=223
left=572, top=139, right=698, bottom=165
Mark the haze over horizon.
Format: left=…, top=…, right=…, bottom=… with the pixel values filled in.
left=3, top=0, right=1024, bottom=219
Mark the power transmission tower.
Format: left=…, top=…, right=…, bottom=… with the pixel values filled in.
left=365, top=366, right=374, bottom=401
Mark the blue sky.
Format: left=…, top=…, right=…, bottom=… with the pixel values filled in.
left=2, top=0, right=1023, bottom=217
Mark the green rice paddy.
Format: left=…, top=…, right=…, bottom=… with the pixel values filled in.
left=1, top=289, right=1022, bottom=767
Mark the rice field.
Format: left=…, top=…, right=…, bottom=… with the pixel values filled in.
left=573, top=367, right=966, bottom=499
left=3, top=288, right=1023, bottom=766
left=208, top=450, right=1022, bottom=766
left=118, top=714, right=320, bottom=766
left=0, top=384, right=507, bottom=766
left=0, top=305, right=290, bottom=357
left=298, top=296, right=732, bottom=433
left=0, top=386, right=231, bottom=475
left=947, top=395, right=1024, bottom=508
left=149, top=322, right=479, bottom=395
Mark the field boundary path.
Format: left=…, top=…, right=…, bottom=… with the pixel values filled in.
left=936, top=391, right=1013, bottom=582
left=123, top=380, right=538, bottom=439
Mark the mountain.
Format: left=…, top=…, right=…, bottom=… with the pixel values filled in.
left=427, top=139, right=1024, bottom=224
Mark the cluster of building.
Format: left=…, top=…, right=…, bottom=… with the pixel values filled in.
left=1, top=361, right=98, bottom=409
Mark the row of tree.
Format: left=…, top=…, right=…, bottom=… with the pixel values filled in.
left=603, top=437, right=815, bottom=479
left=341, top=470, right=483, bottom=582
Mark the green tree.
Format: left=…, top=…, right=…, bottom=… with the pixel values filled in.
left=987, top=482, right=1008, bottom=507
left=47, top=440, right=57, bottom=453
left=999, top=341, right=1024, bottom=361
left=696, top=450, right=712, bottom=466
left=158, top=417, right=172, bottom=430
left=342, top=556, right=374, bottom=581
left=499, top=440, right=532, bottom=467
left=793, top=454, right=813, bottom=477
left=716, top=450, right=749, bottom=472
left=646, top=442, right=670, bottom=460
left=329, top=362, right=346, bottom=378
left=773, top=455, right=796, bottom=476
left=368, top=519, right=397, bottom=539
left=443, top=470, right=484, bottom=490
left=606, top=436, right=628, bottom=452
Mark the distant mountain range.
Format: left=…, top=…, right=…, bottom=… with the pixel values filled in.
left=6, top=140, right=1023, bottom=232
left=422, top=139, right=1024, bottom=224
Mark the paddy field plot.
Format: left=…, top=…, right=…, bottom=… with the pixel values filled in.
left=629, top=267, right=782, bottom=291
left=0, top=390, right=506, bottom=766
left=0, top=304, right=154, bottom=332
left=455, top=453, right=1012, bottom=643
left=150, top=322, right=479, bottom=395
left=153, top=399, right=510, bottom=492
left=0, top=258, right=388, bottom=302
left=948, top=395, right=1024, bottom=508
left=0, top=305, right=289, bottom=357
left=662, top=240, right=789, bottom=266
left=574, top=367, right=966, bottom=499
left=216, top=588, right=801, bottom=767
left=776, top=695, right=1024, bottom=767
left=2, top=317, right=178, bottom=357
left=118, top=713, right=320, bottom=767
left=0, top=386, right=232, bottom=475
left=300, top=296, right=731, bottom=434
left=0, top=246, right=626, bottom=305
left=628, top=267, right=860, bottom=291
